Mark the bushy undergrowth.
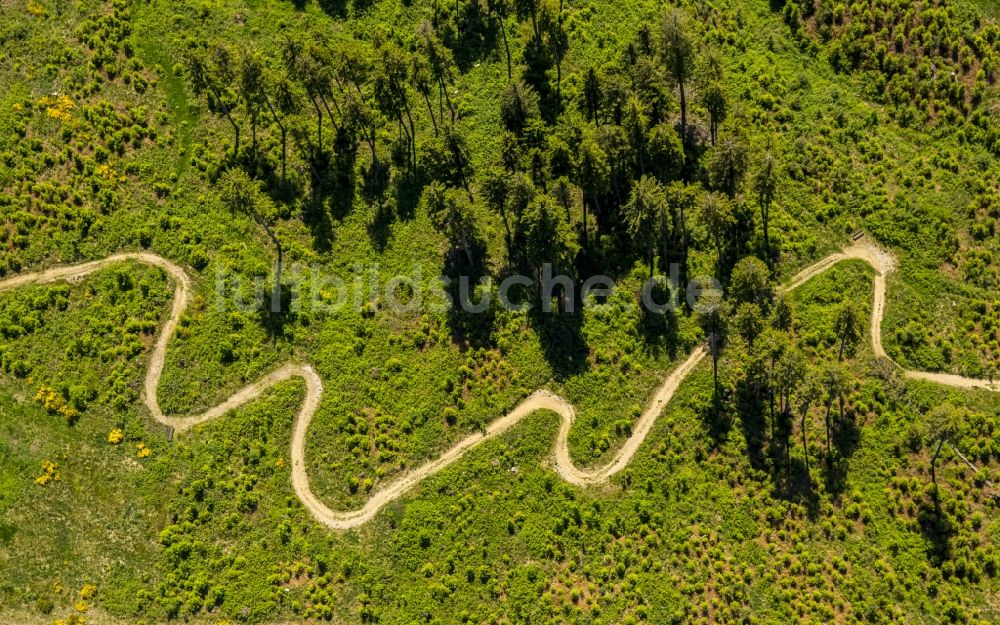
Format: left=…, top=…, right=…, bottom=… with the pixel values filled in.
left=1, top=0, right=999, bottom=623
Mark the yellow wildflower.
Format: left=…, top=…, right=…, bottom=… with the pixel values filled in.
left=94, top=164, right=124, bottom=183
left=26, top=0, right=46, bottom=17
left=36, top=460, right=59, bottom=486
left=35, top=385, right=80, bottom=424
left=136, top=443, right=152, bottom=458
left=107, top=429, right=124, bottom=445
left=42, top=94, right=74, bottom=123
left=79, top=584, right=96, bottom=600
left=58, top=404, right=80, bottom=422
left=35, top=385, right=61, bottom=411
left=75, top=600, right=88, bottom=613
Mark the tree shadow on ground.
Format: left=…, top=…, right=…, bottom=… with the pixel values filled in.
left=772, top=457, right=823, bottom=520
left=444, top=3, right=501, bottom=73
left=766, top=408, right=793, bottom=482
left=638, top=281, right=681, bottom=360
left=392, top=167, right=425, bottom=222
left=696, top=393, right=733, bottom=451
left=223, top=153, right=335, bottom=253
left=256, top=281, right=298, bottom=345
left=917, top=501, right=955, bottom=563
left=821, top=411, right=862, bottom=496
left=366, top=200, right=395, bottom=253
left=310, top=0, right=348, bottom=18
left=304, top=196, right=335, bottom=254
left=442, top=239, right=493, bottom=350
left=329, top=130, right=359, bottom=222
left=734, top=387, right=768, bottom=471
left=528, top=287, right=589, bottom=380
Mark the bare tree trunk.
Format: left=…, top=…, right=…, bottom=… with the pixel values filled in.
left=678, top=78, right=687, bottom=144
left=556, top=57, right=562, bottom=109
left=679, top=202, right=689, bottom=254
left=711, top=337, right=720, bottom=402
left=311, top=96, right=323, bottom=153
left=423, top=92, right=438, bottom=136
left=441, top=77, right=456, bottom=123
left=262, top=93, right=287, bottom=183
left=438, top=82, right=444, bottom=125
left=769, top=385, right=776, bottom=444
left=460, top=229, right=474, bottom=268
left=280, top=127, right=286, bottom=181
left=824, top=398, right=833, bottom=466
left=404, top=106, right=417, bottom=165
left=762, top=201, right=771, bottom=257
left=318, top=94, right=342, bottom=134
left=288, top=127, right=324, bottom=209
left=499, top=15, right=512, bottom=80
left=661, top=236, right=669, bottom=277
left=206, top=82, right=240, bottom=156
left=259, top=221, right=283, bottom=314
left=801, top=411, right=809, bottom=476
left=251, top=106, right=258, bottom=159
left=931, top=438, right=944, bottom=486
left=273, top=241, right=283, bottom=314
left=499, top=209, right=513, bottom=265
left=931, top=437, right=945, bottom=516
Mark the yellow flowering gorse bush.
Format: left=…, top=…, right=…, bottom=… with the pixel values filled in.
left=39, top=94, right=75, bottom=123
left=36, top=460, right=59, bottom=486
left=34, top=385, right=80, bottom=424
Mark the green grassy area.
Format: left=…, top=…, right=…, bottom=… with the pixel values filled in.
left=1, top=0, right=999, bottom=623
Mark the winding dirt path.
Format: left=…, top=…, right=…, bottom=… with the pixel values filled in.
left=0, top=240, right=996, bottom=530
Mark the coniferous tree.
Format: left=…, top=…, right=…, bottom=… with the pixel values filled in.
left=583, top=68, right=602, bottom=123
left=574, top=137, right=609, bottom=250
left=707, top=134, right=749, bottom=198
left=425, top=181, right=476, bottom=268
left=660, top=10, right=695, bottom=146
left=834, top=301, right=862, bottom=361
left=624, top=176, right=668, bottom=276
left=699, top=51, right=728, bottom=146
left=699, top=191, right=735, bottom=267
left=753, top=147, right=779, bottom=258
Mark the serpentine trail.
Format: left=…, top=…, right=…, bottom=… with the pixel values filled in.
left=1, top=240, right=997, bottom=530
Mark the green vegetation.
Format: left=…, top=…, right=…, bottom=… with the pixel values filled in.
left=1, top=0, right=999, bottom=623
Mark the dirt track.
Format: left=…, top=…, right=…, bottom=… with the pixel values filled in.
left=0, top=240, right=996, bottom=530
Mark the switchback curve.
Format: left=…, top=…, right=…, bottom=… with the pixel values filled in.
left=0, top=240, right=996, bottom=530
